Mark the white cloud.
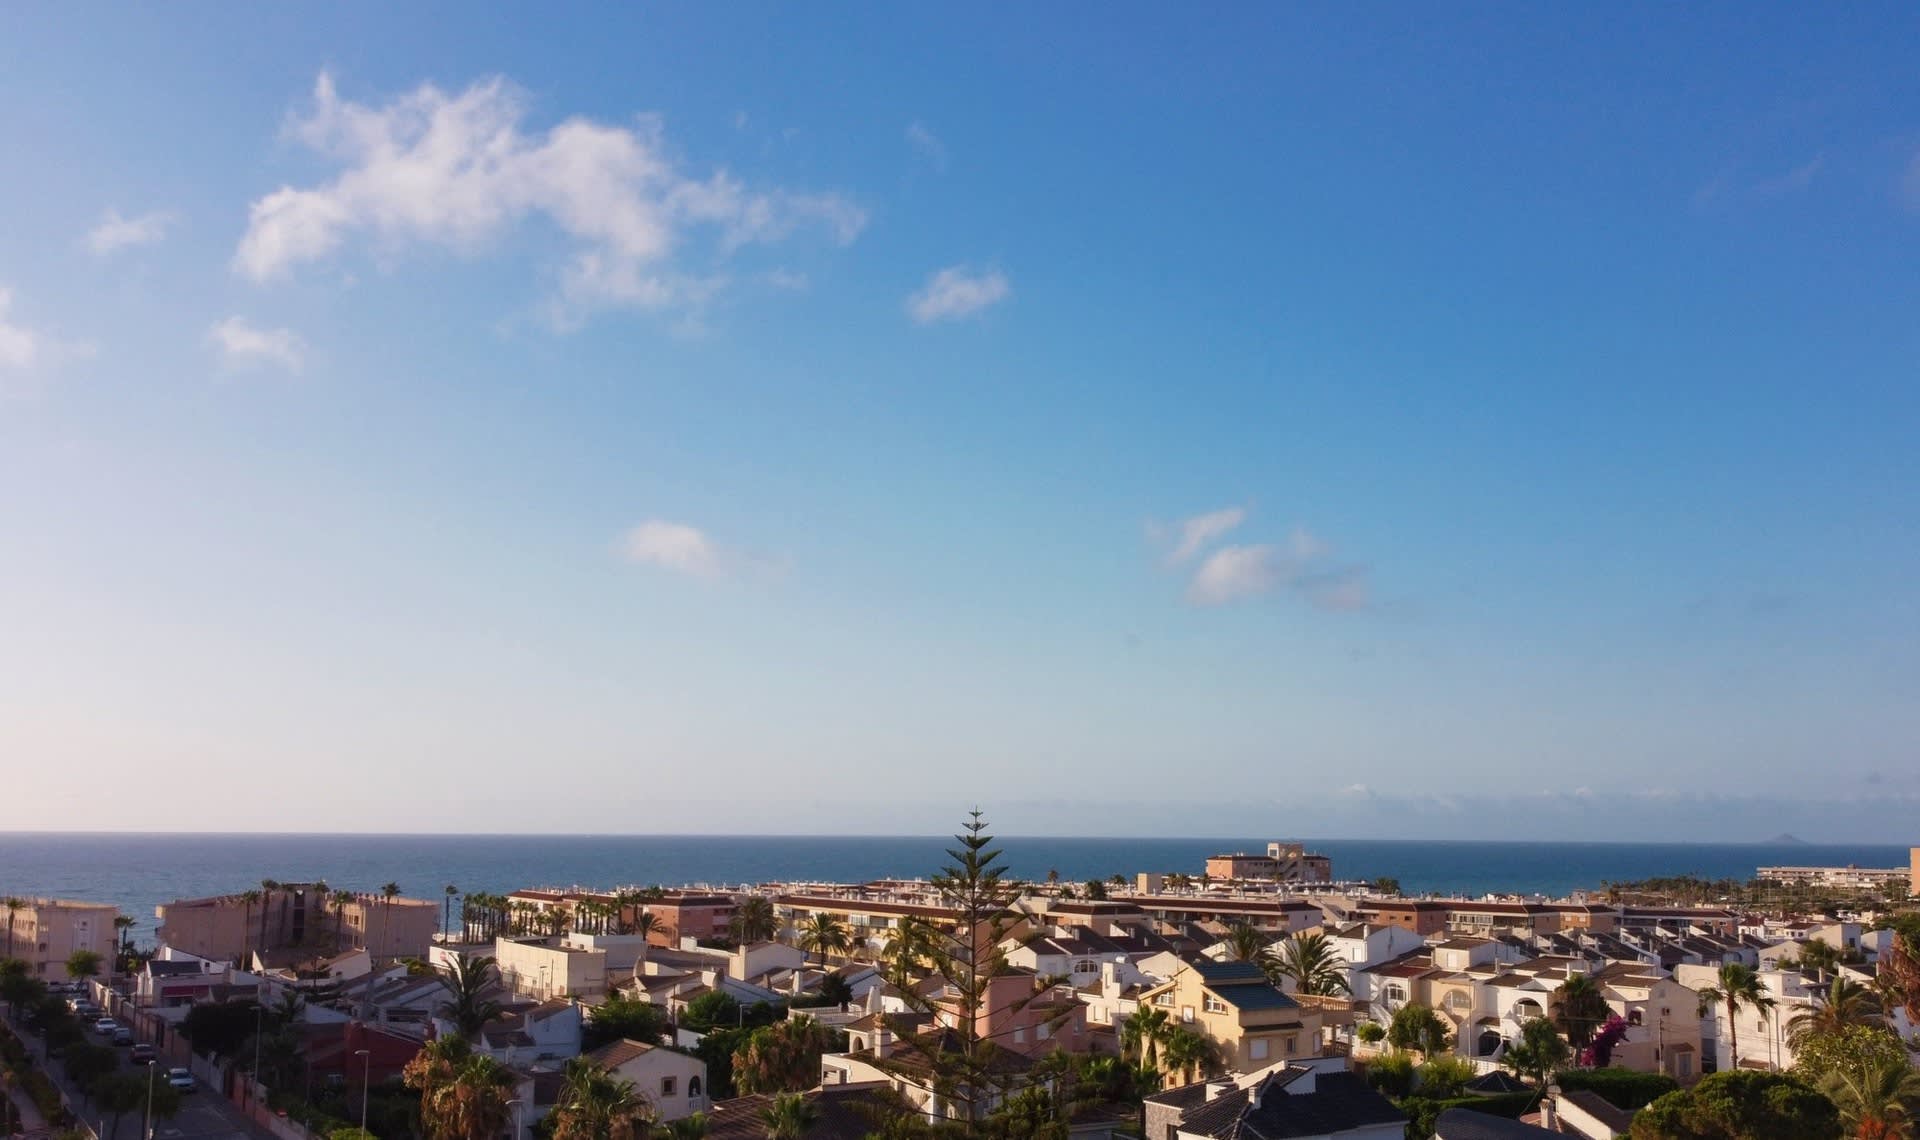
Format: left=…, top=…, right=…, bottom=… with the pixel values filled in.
left=1185, top=525, right=1369, bottom=610
left=86, top=208, right=175, bottom=256
left=0, top=288, right=94, bottom=379
left=1753, top=154, right=1823, bottom=198
left=622, top=520, right=724, bottom=578
left=1163, top=506, right=1247, bottom=565
left=906, top=121, right=948, bottom=171
left=206, top=316, right=306, bottom=372
left=233, top=73, right=865, bottom=324
left=906, top=265, right=1009, bottom=324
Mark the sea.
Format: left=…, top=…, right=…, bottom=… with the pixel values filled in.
left=0, top=833, right=1909, bottom=943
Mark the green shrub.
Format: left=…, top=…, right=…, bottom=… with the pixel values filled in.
left=1356, top=1021, right=1386, bottom=1044
left=1553, top=1067, right=1678, bottom=1110
left=1415, top=1054, right=1476, bottom=1099
left=1395, top=1092, right=1535, bottom=1139
left=1366, top=1051, right=1415, bottom=1097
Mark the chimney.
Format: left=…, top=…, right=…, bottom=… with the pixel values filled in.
left=873, top=1024, right=893, bottom=1059
left=1204, top=1078, right=1235, bottom=1102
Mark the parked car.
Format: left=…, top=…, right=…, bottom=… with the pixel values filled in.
left=93, top=1018, right=118, bottom=1035
left=111, top=1027, right=134, bottom=1046
left=130, top=1043, right=156, bottom=1063
left=166, top=1068, right=194, bottom=1093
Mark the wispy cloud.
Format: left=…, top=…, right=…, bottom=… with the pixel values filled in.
left=0, top=287, right=95, bottom=380
left=1901, top=147, right=1920, bottom=213
left=1694, top=154, right=1826, bottom=209
left=233, top=73, right=866, bottom=326
left=1155, top=510, right=1370, bottom=610
left=1753, top=154, right=1824, bottom=197
left=906, top=265, right=1009, bottom=325
left=86, top=208, right=176, bottom=256
left=906, top=121, right=948, bottom=171
left=1154, top=506, right=1247, bottom=565
left=621, top=520, right=726, bottom=578
left=206, top=316, right=306, bottom=373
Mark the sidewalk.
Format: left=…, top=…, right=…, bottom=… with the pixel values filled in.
left=5, top=1077, right=51, bottom=1138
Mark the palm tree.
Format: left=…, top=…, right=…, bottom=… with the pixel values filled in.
left=3, top=898, right=20, bottom=958
left=435, top=955, right=504, bottom=1040
left=1120, top=1005, right=1172, bottom=1072
left=331, top=889, right=354, bottom=951
left=549, top=1057, right=653, bottom=1140
left=1552, top=973, right=1611, bottom=1051
left=1788, top=976, right=1883, bottom=1048
left=236, top=889, right=260, bottom=966
left=1108, top=874, right=1127, bottom=891
left=662, top=1112, right=711, bottom=1140
left=759, top=1091, right=817, bottom=1140
left=730, top=896, right=778, bottom=945
left=1160, top=1027, right=1214, bottom=1088
left=407, top=1037, right=517, bottom=1140
left=797, top=914, right=849, bottom=964
left=883, top=916, right=933, bottom=973
left=1222, top=923, right=1272, bottom=963
left=259, top=880, right=279, bottom=952
left=376, top=882, right=400, bottom=961
left=1696, top=961, right=1776, bottom=1071
left=443, top=885, right=459, bottom=942
left=1819, top=1051, right=1920, bottom=1140
left=1272, top=932, right=1352, bottom=996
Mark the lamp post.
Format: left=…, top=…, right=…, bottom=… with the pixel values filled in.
left=507, top=1097, right=523, bottom=1140
left=355, top=1048, right=371, bottom=1135
left=142, top=1059, right=156, bottom=1140
left=253, top=1001, right=264, bottom=1101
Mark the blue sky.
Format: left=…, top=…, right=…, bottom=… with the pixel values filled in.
left=3, top=4, right=1918, bottom=840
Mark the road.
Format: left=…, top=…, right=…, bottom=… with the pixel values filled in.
left=10, top=1010, right=274, bottom=1140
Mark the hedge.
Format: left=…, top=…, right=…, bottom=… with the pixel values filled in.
left=1553, top=1067, right=1678, bottom=1110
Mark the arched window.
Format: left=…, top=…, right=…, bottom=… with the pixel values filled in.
left=1628, top=1009, right=1644, bottom=1026
left=689, top=1076, right=703, bottom=1100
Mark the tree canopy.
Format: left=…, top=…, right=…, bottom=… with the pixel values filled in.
left=1630, top=1070, right=1840, bottom=1140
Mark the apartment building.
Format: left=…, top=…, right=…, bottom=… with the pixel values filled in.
left=1, top=898, right=119, bottom=979
left=643, top=892, right=737, bottom=947
left=1202, top=843, right=1333, bottom=884
left=156, top=885, right=437, bottom=964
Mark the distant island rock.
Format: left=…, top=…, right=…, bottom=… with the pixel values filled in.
left=1764, top=832, right=1809, bottom=845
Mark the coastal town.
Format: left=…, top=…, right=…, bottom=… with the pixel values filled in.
left=4, top=827, right=1918, bottom=1140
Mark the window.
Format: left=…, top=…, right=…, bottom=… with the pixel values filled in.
left=1284, top=1035, right=1296, bottom=1055
left=1153, top=993, right=1173, bottom=1007
left=1181, top=1006, right=1194, bottom=1024
left=1250, top=1038, right=1268, bottom=1061
left=1204, top=995, right=1227, bottom=1014
left=1013, top=1027, right=1026, bottom=1044
left=660, top=1076, right=678, bottom=1097
left=1628, top=1009, right=1644, bottom=1026
left=1037, top=1023, right=1050, bottom=1040
left=1385, top=983, right=1407, bottom=1003
left=689, top=1077, right=702, bottom=1100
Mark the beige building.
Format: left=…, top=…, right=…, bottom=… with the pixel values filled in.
left=1, top=898, right=120, bottom=979
left=493, top=936, right=609, bottom=1000
left=1138, top=959, right=1326, bottom=1074
left=156, top=885, right=438, bottom=965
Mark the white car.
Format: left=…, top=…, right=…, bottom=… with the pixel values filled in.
left=166, top=1068, right=195, bottom=1093
left=93, top=1018, right=119, bottom=1035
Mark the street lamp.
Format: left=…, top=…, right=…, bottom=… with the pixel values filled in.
left=253, top=1001, right=265, bottom=1101
left=355, top=1048, right=371, bottom=1135
left=142, top=1059, right=156, bottom=1140
left=507, top=1097, right=523, bottom=1140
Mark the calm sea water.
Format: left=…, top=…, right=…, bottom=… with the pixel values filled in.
left=0, top=833, right=1908, bottom=943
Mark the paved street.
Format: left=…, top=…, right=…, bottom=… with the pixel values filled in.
left=3, top=1007, right=271, bottom=1140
